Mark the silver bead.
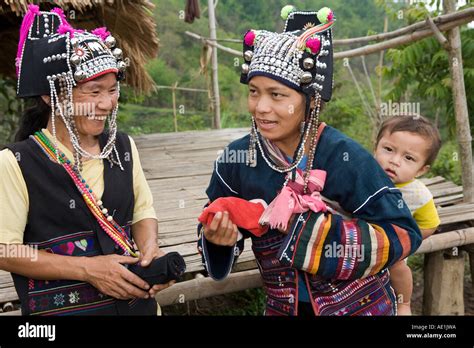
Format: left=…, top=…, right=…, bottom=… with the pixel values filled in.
left=74, top=70, right=86, bottom=81
left=243, top=50, right=253, bottom=61
left=241, top=63, right=249, bottom=74
left=105, top=36, right=116, bottom=48
left=300, top=72, right=313, bottom=84
left=117, top=61, right=127, bottom=71
left=70, top=37, right=79, bottom=48
left=303, top=58, right=314, bottom=69
left=70, top=54, right=81, bottom=66
left=112, top=48, right=123, bottom=59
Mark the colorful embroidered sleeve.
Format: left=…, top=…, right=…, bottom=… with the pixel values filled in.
left=197, top=156, right=245, bottom=280
left=277, top=127, right=422, bottom=280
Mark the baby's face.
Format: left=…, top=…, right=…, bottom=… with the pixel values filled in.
left=374, top=131, right=431, bottom=184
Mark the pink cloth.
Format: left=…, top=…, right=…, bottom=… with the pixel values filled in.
left=259, top=169, right=327, bottom=231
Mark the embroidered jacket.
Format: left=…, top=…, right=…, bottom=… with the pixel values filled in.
left=198, top=125, right=422, bottom=315
left=6, top=132, right=157, bottom=315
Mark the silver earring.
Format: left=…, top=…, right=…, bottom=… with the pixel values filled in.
left=300, top=121, right=305, bottom=134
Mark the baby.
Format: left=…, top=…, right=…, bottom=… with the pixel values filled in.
left=374, top=114, right=442, bottom=315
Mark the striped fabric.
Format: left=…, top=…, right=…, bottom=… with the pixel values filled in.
left=278, top=210, right=414, bottom=280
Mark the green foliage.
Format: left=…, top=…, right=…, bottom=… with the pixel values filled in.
left=117, top=103, right=212, bottom=135
left=428, top=140, right=462, bottom=185
left=383, top=16, right=474, bottom=141
left=0, top=78, right=21, bottom=146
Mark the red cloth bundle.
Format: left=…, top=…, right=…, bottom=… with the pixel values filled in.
left=198, top=197, right=269, bottom=237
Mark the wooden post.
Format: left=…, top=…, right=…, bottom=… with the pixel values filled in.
left=172, top=82, right=178, bottom=132
left=207, top=0, right=221, bottom=129
left=444, top=0, right=473, bottom=203
left=462, top=243, right=474, bottom=293
left=423, top=248, right=465, bottom=315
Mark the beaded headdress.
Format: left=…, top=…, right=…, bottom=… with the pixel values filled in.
left=240, top=5, right=335, bottom=102
left=242, top=5, right=335, bottom=190
left=16, top=4, right=128, bottom=171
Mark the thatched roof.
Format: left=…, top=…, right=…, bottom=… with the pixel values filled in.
left=0, top=0, right=159, bottom=95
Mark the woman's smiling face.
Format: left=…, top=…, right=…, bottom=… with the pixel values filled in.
left=248, top=76, right=306, bottom=154
left=72, top=73, right=119, bottom=137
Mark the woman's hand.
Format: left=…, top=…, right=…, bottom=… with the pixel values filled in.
left=82, top=254, right=151, bottom=300
left=138, top=245, right=176, bottom=297
left=131, top=218, right=176, bottom=297
left=203, top=211, right=238, bottom=246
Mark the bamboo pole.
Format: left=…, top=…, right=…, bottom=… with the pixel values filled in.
left=376, top=15, right=389, bottom=132
left=172, top=82, right=178, bottom=133
left=187, top=9, right=474, bottom=48
left=414, top=227, right=474, bottom=254
left=426, top=16, right=450, bottom=50
left=155, top=85, right=208, bottom=93
left=186, top=12, right=473, bottom=61
left=185, top=30, right=241, bottom=56
left=333, top=8, right=474, bottom=46
left=207, top=0, right=221, bottom=129
left=155, top=269, right=262, bottom=306
left=444, top=0, right=473, bottom=203
left=334, top=17, right=473, bottom=59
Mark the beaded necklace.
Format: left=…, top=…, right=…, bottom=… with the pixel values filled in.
left=31, top=131, right=137, bottom=257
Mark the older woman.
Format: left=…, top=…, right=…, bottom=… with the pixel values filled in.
left=198, top=6, right=422, bottom=316
left=0, top=5, right=173, bottom=315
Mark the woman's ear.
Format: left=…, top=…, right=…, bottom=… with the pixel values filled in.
left=40, top=95, right=51, bottom=105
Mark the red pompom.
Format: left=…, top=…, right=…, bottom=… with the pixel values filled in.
left=244, top=30, right=256, bottom=46
left=306, top=37, right=321, bottom=54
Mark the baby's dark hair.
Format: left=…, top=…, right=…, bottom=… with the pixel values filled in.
left=375, top=114, right=442, bottom=165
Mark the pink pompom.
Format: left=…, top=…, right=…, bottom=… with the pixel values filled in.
left=58, top=23, right=75, bottom=37
left=28, top=4, right=40, bottom=14
left=92, top=27, right=111, bottom=41
left=244, top=30, right=256, bottom=46
left=327, top=11, right=334, bottom=22
left=51, top=7, right=67, bottom=24
left=16, top=4, right=40, bottom=75
left=306, top=37, right=321, bottom=54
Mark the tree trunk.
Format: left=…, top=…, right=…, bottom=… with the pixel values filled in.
left=444, top=0, right=473, bottom=203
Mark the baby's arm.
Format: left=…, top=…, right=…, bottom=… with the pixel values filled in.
left=389, top=260, right=413, bottom=315
left=420, top=227, right=437, bottom=239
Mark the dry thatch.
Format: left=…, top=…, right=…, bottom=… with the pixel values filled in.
left=0, top=0, right=159, bottom=95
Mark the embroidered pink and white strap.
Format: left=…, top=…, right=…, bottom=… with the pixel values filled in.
left=259, top=123, right=328, bottom=231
